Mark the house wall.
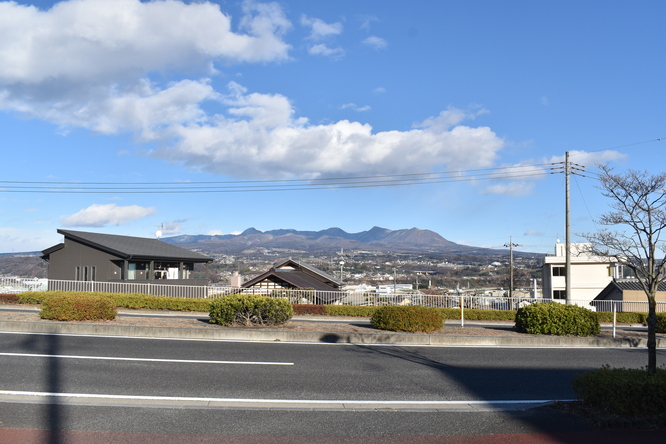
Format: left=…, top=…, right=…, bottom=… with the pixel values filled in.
left=47, top=238, right=121, bottom=281
left=542, top=243, right=615, bottom=302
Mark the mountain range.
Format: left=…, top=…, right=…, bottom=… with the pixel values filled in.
left=162, top=226, right=514, bottom=256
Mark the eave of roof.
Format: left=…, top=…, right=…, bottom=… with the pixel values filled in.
left=54, top=229, right=212, bottom=262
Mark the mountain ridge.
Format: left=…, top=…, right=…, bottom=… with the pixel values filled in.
left=161, top=226, right=509, bottom=255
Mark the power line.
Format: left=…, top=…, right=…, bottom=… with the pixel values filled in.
left=0, top=163, right=562, bottom=194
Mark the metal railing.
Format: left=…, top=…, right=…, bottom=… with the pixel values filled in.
left=3, top=278, right=666, bottom=313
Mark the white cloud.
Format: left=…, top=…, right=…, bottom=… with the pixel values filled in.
left=61, top=204, right=155, bottom=227
left=300, top=15, right=344, bottom=59
left=362, top=36, right=387, bottom=50
left=155, top=82, right=504, bottom=179
left=373, top=87, right=386, bottom=94
left=0, top=0, right=291, bottom=128
left=525, top=230, right=544, bottom=236
left=300, top=15, right=343, bottom=39
left=307, top=44, right=345, bottom=58
left=207, top=229, right=224, bottom=236
left=550, top=150, right=626, bottom=168
left=340, top=103, right=371, bottom=112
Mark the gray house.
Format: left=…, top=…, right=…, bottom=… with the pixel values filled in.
left=41, top=230, right=213, bottom=292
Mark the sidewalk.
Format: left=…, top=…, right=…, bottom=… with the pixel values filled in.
left=0, top=305, right=662, bottom=348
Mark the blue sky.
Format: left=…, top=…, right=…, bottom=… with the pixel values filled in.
left=1, top=0, right=664, bottom=254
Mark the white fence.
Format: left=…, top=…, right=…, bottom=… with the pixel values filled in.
left=2, top=278, right=666, bottom=313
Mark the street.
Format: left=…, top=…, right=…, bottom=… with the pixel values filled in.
left=0, top=332, right=664, bottom=442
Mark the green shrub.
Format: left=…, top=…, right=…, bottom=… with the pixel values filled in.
left=657, top=313, right=666, bottom=333
left=573, top=365, right=666, bottom=417
left=323, top=305, right=378, bottom=317
left=40, top=293, right=116, bottom=321
left=371, top=305, right=443, bottom=333
left=18, top=291, right=52, bottom=304
left=595, top=311, right=648, bottom=324
left=109, top=293, right=210, bottom=311
left=515, top=302, right=600, bottom=336
left=209, top=294, right=294, bottom=326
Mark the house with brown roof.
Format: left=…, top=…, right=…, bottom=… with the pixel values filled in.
left=41, top=229, right=213, bottom=288
left=592, top=279, right=666, bottom=312
left=241, top=259, right=345, bottom=303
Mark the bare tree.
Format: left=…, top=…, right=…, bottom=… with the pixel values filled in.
left=584, top=165, right=666, bottom=374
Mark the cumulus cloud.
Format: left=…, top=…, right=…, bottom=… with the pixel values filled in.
left=525, top=230, right=544, bottom=236
left=153, top=82, right=505, bottom=179
left=0, top=0, right=291, bottom=128
left=362, top=36, right=387, bottom=50
left=61, top=204, right=155, bottom=227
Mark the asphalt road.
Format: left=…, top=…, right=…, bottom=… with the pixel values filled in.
left=0, top=332, right=664, bottom=443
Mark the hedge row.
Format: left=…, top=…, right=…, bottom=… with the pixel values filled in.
left=573, top=365, right=666, bottom=417
left=18, top=291, right=210, bottom=312
left=40, top=293, right=116, bottom=321
left=371, top=306, right=443, bottom=333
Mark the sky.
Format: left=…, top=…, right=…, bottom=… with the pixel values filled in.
left=1, top=0, right=665, bottom=255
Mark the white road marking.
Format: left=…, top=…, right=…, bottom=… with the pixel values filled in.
left=0, top=390, right=572, bottom=407
left=0, top=352, right=293, bottom=366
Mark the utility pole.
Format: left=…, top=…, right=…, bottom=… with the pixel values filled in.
left=504, top=236, right=520, bottom=298
left=565, top=151, right=571, bottom=305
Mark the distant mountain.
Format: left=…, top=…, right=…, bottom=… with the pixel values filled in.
left=161, top=226, right=501, bottom=255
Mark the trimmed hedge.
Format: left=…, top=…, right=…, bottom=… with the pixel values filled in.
left=18, top=291, right=210, bottom=312
left=323, top=305, right=378, bottom=317
left=657, top=313, right=666, bottom=334
left=40, top=293, right=116, bottom=321
left=371, top=305, right=443, bottom=333
left=573, top=365, right=666, bottom=417
left=515, top=302, right=600, bottom=336
left=209, top=294, right=294, bottom=326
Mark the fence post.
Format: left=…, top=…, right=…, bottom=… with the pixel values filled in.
left=612, top=301, right=617, bottom=339
left=460, top=295, right=464, bottom=328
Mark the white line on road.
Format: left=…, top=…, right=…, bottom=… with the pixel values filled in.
left=0, top=390, right=573, bottom=410
left=0, top=352, right=293, bottom=366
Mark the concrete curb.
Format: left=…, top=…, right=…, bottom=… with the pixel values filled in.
left=0, top=319, right=664, bottom=347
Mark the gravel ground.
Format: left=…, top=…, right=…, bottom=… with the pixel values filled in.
left=0, top=304, right=660, bottom=340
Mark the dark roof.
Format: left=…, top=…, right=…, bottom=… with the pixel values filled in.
left=241, top=259, right=344, bottom=291
left=594, top=279, right=666, bottom=300
left=274, top=259, right=345, bottom=287
left=42, top=229, right=212, bottom=262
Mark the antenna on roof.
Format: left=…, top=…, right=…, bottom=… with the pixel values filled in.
left=156, top=224, right=164, bottom=239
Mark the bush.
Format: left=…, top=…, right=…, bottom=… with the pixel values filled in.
left=324, top=305, right=378, bottom=317
left=209, top=294, right=294, bottom=326
left=595, top=311, right=648, bottom=324
left=40, top=293, right=117, bottom=321
left=515, top=302, right=600, bottom=336
left=657, top=313, right=666, bottom=333
left=371, top=305, right=443, bottom=333
left=573, top=365, right=666, bottom=417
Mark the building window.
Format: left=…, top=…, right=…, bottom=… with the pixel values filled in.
left=552, top=266, right=565, bottom=277
left=553, top=290, right=566, bottom=299
left=75, top=266, right=81, bottom=281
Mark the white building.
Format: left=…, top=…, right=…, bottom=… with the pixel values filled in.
left=542, top=243, right=621, bottom=303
